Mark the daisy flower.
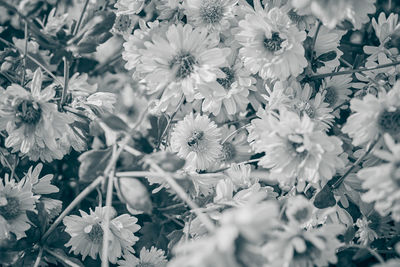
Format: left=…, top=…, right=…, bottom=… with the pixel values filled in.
left=117, top=246, right=168, bottom=267
left=63, top=207, right=141, bottom=263
left=137, top=23, right=229, bottom=103
left=262, top=222, right=344, bottom=267
left=320, top=74, right=353, bottom=116
left=197, top=48, right=255, bottom=116
left=170, top=113, right=222, bottom=170
left=114, top=0, right=145, bottom=15
left=235, top=5, right=307, bottom=80
left=248, top=108, right=345, bottom=186
left=357, top=134, right=400, bottom=221
left=183, top=0, right=237, bottom=32
left=292, top=0, right=376, bottom=30
left=155, top=0, right=183, bottom=20
left=290, top=82, right=334, bottom=131
left=342, top=81, right=400, bottom=146
left=355, top=216, right=378, bottom=245
left=0, top=175, right=37, bottom=240
left=219, top=125, right=251, bottom=165
left=0, top=68, right=74, bottom=162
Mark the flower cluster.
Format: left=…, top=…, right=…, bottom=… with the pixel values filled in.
left=1, top=0, right=400, bottom=266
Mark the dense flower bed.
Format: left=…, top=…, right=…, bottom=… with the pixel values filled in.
left=1, top=0, right=400, bottom=266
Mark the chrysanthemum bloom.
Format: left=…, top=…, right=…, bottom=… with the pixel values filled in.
left=235, top=5, right=307, bottom=80
left=137, top=23, right=229, bottom=103
left=292, top=0, right=376, bottom=30
left=262, top=222, right=344, bottom=267
left=197, top=49, right=256, bottom=116
left=320, top=74, right=353, bottom=117
left=63, top=207, right=141, bottom=263
left=358, top=134, right=400, bottom=221
left=342, top=81, right=400, bottom=146
left=183, top=0, right=237, bottom=32
left=248, top=108, right=345, bottom=186
left=0, top=175, right=37, bottom=240
left=355, top=216, right=378, bottom=245
left=170, top=113, right=222, bottom=170
left=290, top=82, right=334, bottom=131
left=364, top=12, right=400, bottom=63
left=117, top=247, right=168, bottom=267
left=114, top=0, right=145, bottom=15
left=219, top=125, right=251, bottom=165
left=0, top=69, right=73, bottom=162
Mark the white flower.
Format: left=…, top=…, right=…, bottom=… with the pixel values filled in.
left=248, top=108, right=345, bottom=186
left=114, top=0, right=145, bottom=15
left=118, top=246, right=168, bottom=267
left=171, top=113, right=222, bottom=170
left=235, top=6, right=307, bottom=80
left=358, top=134, right=400, bottom=221
left=183, top=0, right=237, bottom=32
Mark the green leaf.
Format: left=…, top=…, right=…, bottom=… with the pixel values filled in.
left=317, top=51, right=337, bottom=62
left=78, top=147, right=113, bottom=182
left=99, top=111, right=130, bottom=132
left=313, top=184, right=336, bottom=209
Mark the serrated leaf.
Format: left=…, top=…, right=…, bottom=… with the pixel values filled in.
left=313, top=184, right=336, bottom=209
left=99, top=111, right=130, bottom=132
left=78, top=147, right=113, bottom=182
left=317, top=51, right=337, bottom=62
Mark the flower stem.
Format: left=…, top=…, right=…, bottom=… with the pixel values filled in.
left=145, top=158, right=216, bottom=232
left=21, top=21, right=28, bottom=86
left=60, top=56, right=69, bottom=109
left=43, top=247, right=81, bottom=267
left=72, top=0, right=90, bottom=36
left=341, top=244, right=384, bottom=264
left=309, top=61, right=400, bottom=80
left=32, top=247, right=43, bottom=267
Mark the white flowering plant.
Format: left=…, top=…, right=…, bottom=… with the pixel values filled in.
left=1, top=0, right=400, bottom=266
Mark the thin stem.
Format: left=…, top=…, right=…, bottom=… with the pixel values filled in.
left=0, top=149, right=20, bottom=181
left=311, top=21, right=322, bottom=60
left=339, top=57, right=382, bottom=88
left=221, top=123, right=250, bottom=144
left=60, top=56, right=69, bottom=108
left=43, top=247, right=81, bottom=267
left=145, top=159, right=216, bottom=232
left=309, top=60, right=400, bottom=80
left=157, top=94, right=185, bottom=149
left=73, top=0, right=90, bottom=36
left=341, top=244, right=384, bottom=264
left=101, top=152, right=116, bottom=267
left=21, top=21, right=28, bottom=86
left=331, top=137, right=380, bottom=189
left=115, top=171, right=164, bottom=177
left=40, top=175, right=104, bottom=243
left=33, top=247, right=43, bottom=267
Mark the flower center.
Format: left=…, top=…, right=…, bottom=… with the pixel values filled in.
left=377, top=108, right=400, bottom=136
left=170, top=52, right=197, bottom=80
left=87, top=223, right=104, bottom=244
left=288, top=135, right=308, bottom=159
left=264, top=32, right=284, bottom=52
left=0, top=196, right=21, bottom=221
left=293, top=207, right=311, bottom=223
left=199, top=0, right=224, bottom=24
left=16, top=99, right=42, bottom=125
left=114, top=14, right=132, bottom=33
left=222, top=142, right=237, bottom=162
left=324, top=87, right=338, bottom=106
left=187, top=130, right=204, bottom=150
left=217, top=67, right=235, bottom=90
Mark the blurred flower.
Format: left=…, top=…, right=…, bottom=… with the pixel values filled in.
left=115, top=177, right=153, bottom=215
left=235, top=5, right=307, bottom=80
left=262, top=222, right=344, bottom=267
left=63, top=206, right=140, bottom=263
left=171, top=113, right=222, bottom=170
left=292, top=0, right=376, bottom=30
left=218, top=125, right=251, bottom=165
left=118, top=246, right=168, bottom=267
left=358, top=134, right=400, bottom=221
left=183, top=0, right=237, bottom=32
left=115, top=0, right=145, bottom=15
left=0, top=175, right=37, bottom=240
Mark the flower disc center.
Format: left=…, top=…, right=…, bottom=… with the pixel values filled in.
left=0, top=196, right=21, bottom=221
left=16, top=99, right=42, bottom=125
left=264, top=32, right=284, bottom=52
